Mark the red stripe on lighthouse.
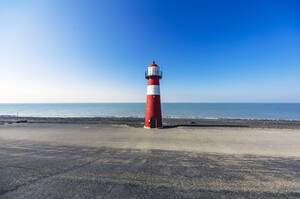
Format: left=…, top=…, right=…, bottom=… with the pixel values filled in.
left=147, top=78, right=160, bottom=85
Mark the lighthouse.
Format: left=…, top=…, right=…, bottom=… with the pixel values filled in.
left=144, top=61, right=163, bottom=128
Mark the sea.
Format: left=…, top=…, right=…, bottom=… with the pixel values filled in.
left=0, top=103, right=299, bottom=121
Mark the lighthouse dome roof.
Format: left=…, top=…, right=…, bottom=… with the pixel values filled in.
left=150, top=60, right=158, bottom=67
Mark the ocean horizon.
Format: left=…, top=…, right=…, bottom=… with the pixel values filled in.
left=0, top=103, right=299, bottom=121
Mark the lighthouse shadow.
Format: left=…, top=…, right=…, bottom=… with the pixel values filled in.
left=162, top=124, right=249, bottom=129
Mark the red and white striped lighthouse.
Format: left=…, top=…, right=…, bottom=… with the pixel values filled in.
left=144, top=60, right=163, bottom=128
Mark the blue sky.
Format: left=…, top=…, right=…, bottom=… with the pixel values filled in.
left=0, top=0, right=299, bottom=103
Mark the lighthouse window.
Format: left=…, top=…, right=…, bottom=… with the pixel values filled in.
left=148, top=67, right=160, bottom=76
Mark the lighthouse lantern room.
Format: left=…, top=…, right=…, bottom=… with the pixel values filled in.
left=144, top=61, right=163, bottom=128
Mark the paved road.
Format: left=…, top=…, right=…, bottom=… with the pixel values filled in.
left=1, top=139, right=300, bottom=198
left=1, top=123, right=300, bottom=156
left=1, top=124, right=300, bottom=198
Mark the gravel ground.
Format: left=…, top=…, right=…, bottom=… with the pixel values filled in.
left=1, top=116, right=300, bottom=129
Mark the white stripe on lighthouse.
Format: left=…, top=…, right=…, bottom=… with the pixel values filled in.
left=147, top=85, right=160, bottom=95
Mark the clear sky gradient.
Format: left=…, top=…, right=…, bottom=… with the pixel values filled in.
left=0, top=0, right=299, bottom=103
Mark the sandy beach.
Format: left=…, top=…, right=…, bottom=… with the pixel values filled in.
left=1, top=117, right=300, bottom=198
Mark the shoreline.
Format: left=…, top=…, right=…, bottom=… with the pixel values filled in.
left=1, top=115, right=300, bottom=129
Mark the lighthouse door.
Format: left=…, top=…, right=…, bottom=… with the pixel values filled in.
left=150, top=117, right=156, bottom=128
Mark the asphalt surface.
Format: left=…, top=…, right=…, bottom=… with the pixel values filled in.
left=1, top=139, right=300, bottom=199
